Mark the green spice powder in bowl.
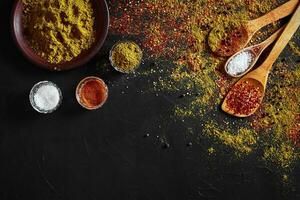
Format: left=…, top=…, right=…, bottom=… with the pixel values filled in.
left=109, top=41, right=143, bottom=73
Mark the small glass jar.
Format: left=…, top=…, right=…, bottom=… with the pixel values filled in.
left=109, top=41, right=143, bottom=73
left=76, top=76, right=108, bottom=110
left=29, top=81, right=62, bottom=114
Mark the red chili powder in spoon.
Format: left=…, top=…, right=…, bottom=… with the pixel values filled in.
left=225, top=80, right=263, bottom=115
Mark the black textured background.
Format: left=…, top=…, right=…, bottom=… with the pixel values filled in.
left=1, top=1, right=300, bottom=200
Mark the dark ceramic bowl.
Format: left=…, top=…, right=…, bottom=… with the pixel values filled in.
left=11, top=0, right=109, bottom=71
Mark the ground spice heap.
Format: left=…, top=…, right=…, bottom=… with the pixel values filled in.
left=110, top=41, right=142, bottom=73
left=22, top=0, right=95, bottom=63
left=225, top=80, right=263, bottom=116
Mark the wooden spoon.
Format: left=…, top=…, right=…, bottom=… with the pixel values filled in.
left=225, top=26, right=284, bottom=78
left=209, top=0, right=299, bottom=57
left=222, top=5, right=300, bottom=117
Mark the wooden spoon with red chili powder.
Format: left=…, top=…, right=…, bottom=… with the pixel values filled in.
left=209, top=0, right=299, bottom=57
left=222, top=5, right=300, bottom=117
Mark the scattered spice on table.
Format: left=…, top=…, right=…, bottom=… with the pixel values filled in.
left=110, top=41, right=143, bottom=73
left=76, top=77, right=108, bottom=110
left=224, top=80, right=263, bottom=116
left=109, top=0, right=300, bottom=182
left=251, top=62, right=300, bottom=169
left=289, top=116, right=300, bottom=147
left=208, top=20, right=248, bottom=56
left=22, top=0, right=95, bottom=63
left=204, top=122, right=258, bottom=156
left=263, top=143, right=297, bottom=169
left=288, top=41, right=300, bottom=56
left=226, top=50, right=255, bottom=76
left=208, top=147, right=216, bottom=155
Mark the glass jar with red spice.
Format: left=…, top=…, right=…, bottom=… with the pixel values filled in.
left=76, top=76, right=108, bottom=110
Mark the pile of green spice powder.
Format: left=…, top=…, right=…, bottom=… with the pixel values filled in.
left=110, top=41, right=142, bottom=73
left=109, top=0, right=300, bottom=186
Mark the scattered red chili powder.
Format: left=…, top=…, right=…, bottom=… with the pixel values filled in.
left=109, top=1, right=190, bottom=59
left=142, top=24, right=168, bottom=56
left=289, top=115, right=300, bottom=147
left=225, top=80, right=263, bottom=115
left=217, top=27, right=249, bottom=56
left=77, top=77, right=108, bottom=109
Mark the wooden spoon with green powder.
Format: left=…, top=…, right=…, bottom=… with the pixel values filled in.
left=208, top=0, right=299, bottom=57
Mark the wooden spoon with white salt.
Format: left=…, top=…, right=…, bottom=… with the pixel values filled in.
left=225, top=26, right=284, bottom=78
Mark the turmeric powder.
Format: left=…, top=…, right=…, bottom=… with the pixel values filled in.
left=110, top=41, right=143, bottom=73
left=22, top=0, right=95, bottom=64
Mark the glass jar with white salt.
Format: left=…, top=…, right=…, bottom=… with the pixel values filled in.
left=29, top=81, right=62, bottom=113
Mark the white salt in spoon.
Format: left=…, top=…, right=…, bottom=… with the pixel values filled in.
left=225, top=27, right=284, bottom=78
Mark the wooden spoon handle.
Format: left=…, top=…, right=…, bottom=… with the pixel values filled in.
left=247, top=0, right=299, bottom=33
left=260, top=27, right=284, bottom=48
left=262, top=5, right=300, bottom=71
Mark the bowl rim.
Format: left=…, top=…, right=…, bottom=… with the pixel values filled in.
left=11, top=0, right=110, bottom=71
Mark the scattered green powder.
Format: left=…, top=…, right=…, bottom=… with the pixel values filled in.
left=282, top=174, right=289, bottom=183
left=263, top=143, right=297, bottom=169
left=288, top=41, right=300, bottom=57
left=251, top=60, right=300, bottom=170
left=208, top=147, right=216, bottom=155
left=248, top=0, right=278, bottom=14
left=204, top=122, right=258, bottom=156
